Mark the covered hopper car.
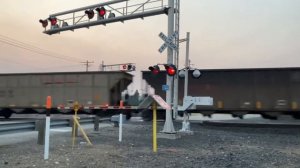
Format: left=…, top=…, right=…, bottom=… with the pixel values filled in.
left=143, top=67, right=300, bottom=119
left=0, top=71, right=132, bottom=119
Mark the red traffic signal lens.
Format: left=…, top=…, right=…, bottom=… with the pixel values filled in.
left=85, top=10, right=95, bottom=19
left=95, top=7, right=106, bottom=17
left=48, top=17, right=57, bottom=26
left=39, top=19, right=48, bottom=28
left=164, top=64, right=177, bottom=76
left=167, top=68, right=176, bottom=76
left=149, top=65, right=160, bottom=75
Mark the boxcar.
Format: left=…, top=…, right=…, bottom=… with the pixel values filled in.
left=143, top=67, right=300, bottom=119
left=0, top=71, right=132, bottom=118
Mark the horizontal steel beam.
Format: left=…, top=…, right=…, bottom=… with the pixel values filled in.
left=44, top=7, right=168, bottom=35
left=50, top=0, right=128, bottom=17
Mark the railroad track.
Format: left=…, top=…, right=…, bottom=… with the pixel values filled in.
left=198, top=120, right=300, bottom=128
left=0, top=117, right=110, bottom=135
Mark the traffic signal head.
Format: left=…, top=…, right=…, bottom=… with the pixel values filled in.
left=178, top=69, right=201, bottom=78
left=192, top=69, right=201, bottom=78
left=127, top=64, right=132, bottom=70
left=85, top=10, right=95, bottom=19
left=62, top=22, right=69, bottom=28
left=95, top=7, right=106, bottom=18
left=178, top=69, right=186, bottom=78
left=148, top=65, right=160, bottom=75
left=108, top=12, right=116, bottom=18
left=127, top=64, right=135, bottom=71
left=39, top=19, right=48, bottom=28
left=48, top=17, right=57, bottom=26
left=164, top=64, right=177, bottom=76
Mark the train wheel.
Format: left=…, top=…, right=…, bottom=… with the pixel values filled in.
left=292, top=114, right=300, bottom=119
left=141, top=109, right=152, bottom=121
left=3, top=111, right=12, bottom=119
left=261, top=114, right=277, bottom=120
left=125, top=112, right=132, bottom=120
left=178, top=111, right=184, bottom=117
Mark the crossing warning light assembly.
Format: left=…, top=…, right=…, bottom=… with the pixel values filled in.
left=39, top=19, right=48, bottom=28
left=85, top=10, right=95, bottom=19
left=149, top=65, right=160, bottom=75
left=164, top=64, right=177, bottom=76
left=149, top=64, right=177, bottom=76
left=121, top=63, right=136, bottom=71
left=178, top=69, right=202, bottom=79
left=95, top=7, right=106, bottom=18
left=48, top=17, right=57, bottom=26
left=39, top=0, right=169, bottom=35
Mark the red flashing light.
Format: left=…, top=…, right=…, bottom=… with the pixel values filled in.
left=85, top=10, right=95, bottom=19
left=39, top=19, right=48, bottom=28
left=48, top=17, right=57, bottom=26
left=164, top=64, right=177, bottom=76
left=149, top=65, right=160, bottom=75
left=95, top=7, right=106, bottom=17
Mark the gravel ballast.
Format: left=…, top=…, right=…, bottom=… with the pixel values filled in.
left=1, top=120, right=300, bottom=168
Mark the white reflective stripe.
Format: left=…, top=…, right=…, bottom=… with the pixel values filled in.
left=57, top=106, right=138, bottom=110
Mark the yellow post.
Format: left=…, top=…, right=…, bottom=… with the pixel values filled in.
left=153, top=102, right=157, bottom=153
left=72, top=115, right=76, bottom=147
left=72, top=101, right=93, bottom=147
left=72, top=102, right=79, bottom=148
left=73, top=117, right=93, bottom=145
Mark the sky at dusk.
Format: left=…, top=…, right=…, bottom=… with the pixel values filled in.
left=0, top=0, right=299, bottom=75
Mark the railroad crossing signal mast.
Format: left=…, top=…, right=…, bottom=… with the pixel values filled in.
left=40, top=0, right=169, bottom=35
left=40, top=0, right=178, bottom=134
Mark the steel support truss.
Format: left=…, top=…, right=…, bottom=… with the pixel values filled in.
left=43, top=0, right=168, bottom=35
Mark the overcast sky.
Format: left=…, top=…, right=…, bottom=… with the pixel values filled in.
left=0, top=0, right=299, bottom=74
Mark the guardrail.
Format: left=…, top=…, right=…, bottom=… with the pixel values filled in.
left=0, top=117, right=99, bottom=135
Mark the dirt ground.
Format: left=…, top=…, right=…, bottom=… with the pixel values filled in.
left=1, top=120, right=300, bottom=168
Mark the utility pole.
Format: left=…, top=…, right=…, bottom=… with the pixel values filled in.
left=81, top=60, right=94, bottom=72
left=184, top=32, right=190, bottom=97
left=100, top=61, right=105, bottom=71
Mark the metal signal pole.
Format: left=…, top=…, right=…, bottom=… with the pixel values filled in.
left=162, top=0, right=175, bottom=133
left=173, top=0, right=180, bottom=119
left=184, top=32, right=190, bottom=97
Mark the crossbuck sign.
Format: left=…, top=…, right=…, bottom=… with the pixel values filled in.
left=158, top=31, right=178, bottom=53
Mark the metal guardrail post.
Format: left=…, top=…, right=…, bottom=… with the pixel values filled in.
left=36, top=119, right=46, bottom=145
left=94, top=115, right=100, bottom=131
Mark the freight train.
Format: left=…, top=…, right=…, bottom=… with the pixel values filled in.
left=0, top=71, right=133, bottom=119
left=143, top=67, right=300, bottom=119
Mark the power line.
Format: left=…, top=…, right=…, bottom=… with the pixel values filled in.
left=0, top=34, right=85, bottom=63
left=34, top=64, right=84, bottom=71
